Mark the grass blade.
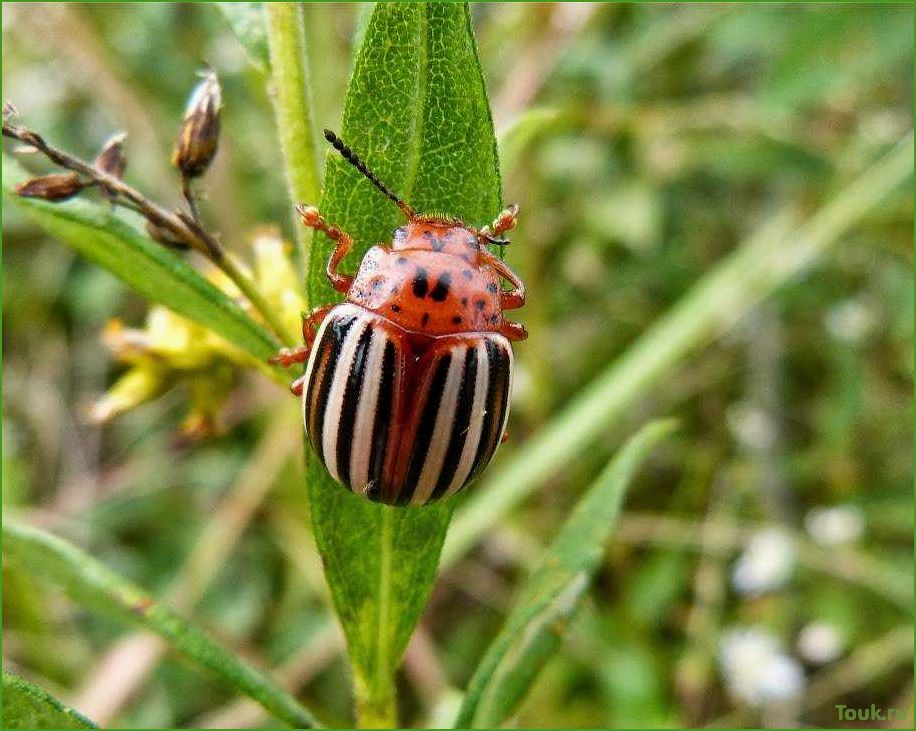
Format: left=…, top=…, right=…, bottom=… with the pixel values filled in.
left=455, top=420, right=678, bottom=728
left=304, top=4, right=501, bottom=726
left=443, top=133, right=915, bottom=567
left=2, top=156, right=282, bottom=371
left=1, top=519, right=320, bottom=729
left=2, top=671, right=97, bottom=729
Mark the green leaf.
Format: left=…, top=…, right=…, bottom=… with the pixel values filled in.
left=1, top=519, right=320, bottom=729
left=455, top=420, right=677, bottom=729
left=304, top=3, right=501, bottom=726
left=217, top=2, right=271, bottom=73
left=2, top=671, right=97, bottom=729
left=2, top=156, right=282, bottom=371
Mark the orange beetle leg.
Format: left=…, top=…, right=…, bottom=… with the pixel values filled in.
left=499, top=319, right=528, bottom=341
left=290, top=374, right=307, bottom=397
left=297, top=203, right=355, bottom=294
left=481, top=251, right=526, bottom=311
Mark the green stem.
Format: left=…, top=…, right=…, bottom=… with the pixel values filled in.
left=265, top=2, right=321, bottom=298
left=354, top=671, right=396, bottom=729
left=443, top=133, right=915, bottom=567
left=219, top=252, right=297, bottom=347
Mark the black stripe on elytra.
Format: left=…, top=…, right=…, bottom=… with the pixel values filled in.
left=308, top=313, right=356, bottom=460
left=336, top=325, right=373, bottom=489
left=412, top=267, right=429, bottom=298
left=366, top=338, right=396, bottom=502
left=398, top=353, right=452, bottom=505
left=467, top=340, right=510, bottom=484
left=430, top=346, right=477, bottom=501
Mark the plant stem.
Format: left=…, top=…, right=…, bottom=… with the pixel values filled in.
left=354, top=671, right=396, bottom=729
left=265, top=2, right=321, bottom=297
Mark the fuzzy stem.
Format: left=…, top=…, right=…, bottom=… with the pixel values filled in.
left=265, top=2, right=321, bottom=298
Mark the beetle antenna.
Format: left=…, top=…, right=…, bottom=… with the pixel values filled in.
left=323, top=129, right=415, bottom=218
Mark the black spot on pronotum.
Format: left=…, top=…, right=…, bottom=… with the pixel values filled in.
left=421, top=312, right=430, bottom=327
left=452, top=315, right=463, bottom=325
left=490, top=314, right=499, bottom=324
left=475, top=299, right=486, bottom=311
left=391, top=304, right=401, bottom=313
left=396, top=256, right=408, bottom=265
left=461, top=297, right=469, bottom=306
left=412, top=267, right=429, bottom=298
left=486, top=282, right=499, bottom=294
left=430, top=237, right=446, bottom=252
left=462, top=270, right=473, bottom=280
left=429, top=272, right=452, bottom=302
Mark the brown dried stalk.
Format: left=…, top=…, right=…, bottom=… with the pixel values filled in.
left=2, top=119, right=295, bottom=347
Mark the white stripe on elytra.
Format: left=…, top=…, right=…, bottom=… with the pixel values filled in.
left=411, top=346, right=467, bottom=505
left=321, top=311, right=369, bottom=486
left=442, top=341, right=490, bottom=499
left=348, top=328, right=387, bottom=494
left=301, top=311, right=336, bottom=447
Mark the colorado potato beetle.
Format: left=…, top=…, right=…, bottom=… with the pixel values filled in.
left=273, top=130, right=526, bottom=506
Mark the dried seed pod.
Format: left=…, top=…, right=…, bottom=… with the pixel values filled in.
left=94, top=132, right=127, bottom=178
left=172, top=70, right=221, bottom=179
left=15, top=172, right=87, bottom=201
left=146, top=219, right=190, bottom=250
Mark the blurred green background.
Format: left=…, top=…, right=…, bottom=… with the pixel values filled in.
left=2, top=3, right=913, bottom=728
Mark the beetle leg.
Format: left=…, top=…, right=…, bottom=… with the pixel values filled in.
left=481, top=251, right=526, bottom=311
left=297, top=204, right=355, bottom=293
left=270, top=345, right=310, bottom=368
left=302, top=304, right=334, bottom=347
left=488, top=203, right=519, bottom=237
left=499, top=319, right=528, bottom=341
left=501, top=430, right=510, bottom=444
left=290, top=374, right=307, bottom=397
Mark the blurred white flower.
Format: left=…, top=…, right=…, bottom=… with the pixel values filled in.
left=719, top=627, right=805, bottom=707
left=726, top=401, right=777, bottom=451
left=796, top=621, right=844, bottom=665
left=732, top=528, right=795, bottom=595
left=805, top=505, right=865, bottom=547
left=825, top=299, right=877, bottom=344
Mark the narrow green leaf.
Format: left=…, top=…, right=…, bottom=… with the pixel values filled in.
left=456, top=420, right=677, bottom=728
left=2, top=157, right=281, bottom=369
left=2, top=671, right=97, bottom=729
left=217, top=2, right=271, bottom=73
left=304, top=3, right=501, bottom=725
left=1, top=519, right=320, bottom=729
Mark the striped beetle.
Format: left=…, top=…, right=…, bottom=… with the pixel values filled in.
left=273, top=130, right=526, bottom=506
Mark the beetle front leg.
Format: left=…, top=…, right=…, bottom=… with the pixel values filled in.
left=296, top=204, right=355, bottom=294
left=481, top=251, right=526, bottom=311
left=499, top=319, right=528, bottom=341
left=270, top=305, right=334, bottom=395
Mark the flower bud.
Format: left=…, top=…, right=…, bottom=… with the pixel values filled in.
left=172, top=70, right=221, bottom=179
left=15, top=172, right=86, bottom=201
left=94, top=132, right=127, bottom=179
